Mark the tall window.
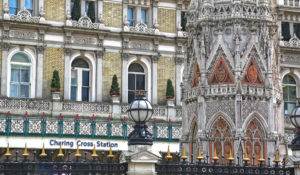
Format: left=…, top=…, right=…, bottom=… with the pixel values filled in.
left=9, top=0, right=18, bottom=15
left=10, top=53, right=31, bottom=98
left=283, top=75, right=297, bottom=115
left=181, top=11, right=187, bottom=31
left=86, top=1, right=96, bottom=22
left=282, top=22, right=291, bottom=41
left=25, top=0, right=33, bottom=14
left=71, top=0, right=81, bottom=21
left=141, top=9, right=147, bottom=24
left=128, top=7, right=134, bottom=26
left=71, top=58, right=90, bottom=102
left=128, top=63, right=145, bottom=103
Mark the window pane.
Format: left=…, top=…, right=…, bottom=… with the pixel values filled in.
left=71, top=70, right=77, bottom=85
left=82, top=87, right=89, bottom=101
left=11, top=53, right=31, bottom=63
left=129, top=63, right=144, bottom=72
left=285, top=102, right=296, bottom=115
left=82, top=71, right=89, bottom=86
left=72, top=59, right=89, bottom=68
left=25, top=0, right=33, bottom=10
left=71, top=87, right=77, bottom=101
left=128, top=74, right=135, bottom=90
left=10, top=84, right=18, bottom=97
left=11, top=66, right=20, bottom=82
left=289, top=86, right=297, bottom=101
left=85, top=2, right=89, bottom=12
left=136, top=74, right=145, bottom=90
left=10, top=0, right=17, bottom=7
left=282, top=22, right=291, bottom=41
left=181, top=12, right=187, bottom=31
left=20, top=67, right=30, bottom=83
left=283, top=86, right=288, bottom=101
left=141, top=9, right=147, bottom=23
left=20, top=85, right=29, bottom=98
left=128, top=8, right=134, bottom=26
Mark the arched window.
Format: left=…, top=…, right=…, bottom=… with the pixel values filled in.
left=283, top=75, right=297, bottom=115
left=10, top=52, right=31, bottom=98
left=210, top=117, right=232, bottom=164
left=128, top=63, right=145, bottom=103
left=71, top=58, right=90, bottom=101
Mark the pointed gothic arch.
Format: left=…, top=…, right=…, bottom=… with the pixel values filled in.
left=243, top=115, right=267, bottom=165
left=208, top=116, right=234, bottom=164
left=209, top=57, right=234, bottom=85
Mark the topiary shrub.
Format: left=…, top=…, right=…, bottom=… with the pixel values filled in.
left=110, top=75, right=120, bottom=96
left=166, top=79, right=174, bottom=99
left=51, top=70, right=60, bottom=92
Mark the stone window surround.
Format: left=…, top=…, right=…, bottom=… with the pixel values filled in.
left=6, top=47, right=37, bottom=98
left=126, top=4, right=152, bottom=27
left=67, top=0, right=103, bottom=22
left=64, top=51, right=96, bottom=102
left=4, top=0, right=43, bottom=16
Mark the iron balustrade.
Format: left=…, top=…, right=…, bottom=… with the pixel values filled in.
left=156, top=158, right=295, bottom=175
left=0, top=112, right=181, bottom=142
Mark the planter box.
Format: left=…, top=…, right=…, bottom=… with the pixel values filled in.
left=166, top=99, right=175, bottom=107
left=111, top=94, right=120, bottom=104
left=51, top=91, right=61, bottom=101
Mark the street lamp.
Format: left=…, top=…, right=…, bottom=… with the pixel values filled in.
left=127, top=95, right=153, bottom=145
left=291, top=105, right=300, bottom=150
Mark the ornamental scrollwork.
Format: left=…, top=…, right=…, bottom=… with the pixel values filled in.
left=282, top=34, right=300, bottom=48
left=129, top=22, right=156, bottom=34
left=72, top=15, right=100, bottom=29
left=10, top=8, right=40, bottom=23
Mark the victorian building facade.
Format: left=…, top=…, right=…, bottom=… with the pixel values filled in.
left=0, top=0, right=188, bottom=153
left=181, top=0, right=297, bottom=164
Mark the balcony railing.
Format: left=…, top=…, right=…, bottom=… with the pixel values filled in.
left=283, top=0, right=300, bottom=7
left=0, top=113, right=182, bottom=142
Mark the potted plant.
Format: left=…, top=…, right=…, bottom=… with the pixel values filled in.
left=50, top=70, right=61, bottom=101
left=166, top=79, right=175, bottom=106
left=110, top=75, right=120, bottom=103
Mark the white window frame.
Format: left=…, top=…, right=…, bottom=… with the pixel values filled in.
left=69, top=0, right=98, bottom=21
left=126, top=5, right=151, bottom=27
left=68, top=53, right=96, bottom=102
left=7, top=48, right=36, bottom=98
left=71, top=65, right=90, bottom=101
left=283, top=74, right=297, bottom=115
left=7, top=0, right=39, bottom=16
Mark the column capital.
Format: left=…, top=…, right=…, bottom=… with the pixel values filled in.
left=37, top=45, right=45, bottom=54
left=96, top=50, right=104, bottom=58
left=121, top=52, right=130, bottom=61
left=1, top=43, right=10, bottom=51
left=64, top=48, right=72, bottom=55
left=152, top=55, right=159, bottom=63
left=175, top=56, right=184, bottom=65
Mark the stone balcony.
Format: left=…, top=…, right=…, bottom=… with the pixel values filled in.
left=0, top=97, right=182, bottom=123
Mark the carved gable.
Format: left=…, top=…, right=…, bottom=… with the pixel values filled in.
left=241, top=59, right=264, bottom=85
left=209, top=57, right=234, bottom=85
left=192, top=62, right=200, bottom=88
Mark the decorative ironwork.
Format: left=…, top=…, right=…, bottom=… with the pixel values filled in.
left=0, top=113, right=181, bottom=142
left=0, top=146, right=127, bottom=175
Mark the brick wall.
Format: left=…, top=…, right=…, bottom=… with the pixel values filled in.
left=158, top=8, right=176, bottom=33
left=103, top=2, right=122, bottom=28
left=102, top=52, right=122, bottom=102
left=157, top=56, right=176, bottom=104
left=43, top=48, right=65, bottom=98
left=44, top=0, right=65, bottom=22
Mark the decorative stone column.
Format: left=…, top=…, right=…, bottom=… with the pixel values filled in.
left=96, top=51, right=103, bottom=102
left=36, top=46, right=44, bottom=98
left=152, top=0, right=159, bottom=27
left=121, top=53, right=129, bottom=104
left=151, top=55, right=158, bottom=105
left=175, top=57, right=183, bottom=106
left=64, top=48, right=72, bottom=100
left=1, top=43, right=9, bottom=97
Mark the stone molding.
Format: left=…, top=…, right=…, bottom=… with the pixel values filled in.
left=9, top=8, right=40, bottom=23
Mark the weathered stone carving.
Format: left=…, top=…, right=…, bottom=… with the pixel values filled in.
left=10, top=8, right=40, bottom=23
left=10, top=30, right=37, bottom=40
left=209, top=57, right=234, bottom=85
left=129, top=22, right=156, bottom=34
left=72, top=36, right=97, bottom=45
left=241, top=59, right=264, bottom=85
left=72, top=15, right=100, bottom=29
left=129, top=40, right=153, bottom=50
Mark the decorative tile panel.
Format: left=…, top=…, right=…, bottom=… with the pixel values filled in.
left=95, top=122, right=107, bottom=136
left=148, top=125, right=153, bottom=134
left=111, top=123, right=122, bottom=136
left=157, top=125, right=168, bottom=138
left=153, top=108, right=166, bottom=116
left=62, top=102, right=110, bottom=113
left=176, top=108, right=183, bottom=117
left=121, top=105, right=129, bottom=114
left=46, top=120, right=58, bottom=134
left=10, top=119, right=24, bottom=133
left=79, top=121, right=91, bottom=135
left=28, top=119, right=41, bottom=134
left=172, top=126, right=182, bottom=139
left=0, top=119, right=6, bottom=133
left=63, top=120, right=75, bottom=135
left=0, top=98, right=50, bottom=110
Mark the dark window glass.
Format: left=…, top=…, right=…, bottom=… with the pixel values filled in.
left=71, top=87, right=77, bottom=101
left=181, top=12, right=187, bottom=31
left=82, top=87, right=89, bottom=101
left=141, top=9, right=147, bottom=23
left=82, top=71, right=89, bottom=86
left=283, top=75, right=297, bottom=115
left=282, top=22, right=291, bottom=41
left=128, top=74, right=135, bottom=90
left=129, top=63, right=144, bottom=72
left=25, top=0, right=33, bottom=14
left=136, top=74, right=145, bottom=90
left=72, top=59, right=89, bottom=68
left=128, top=91, right=135, bottom=104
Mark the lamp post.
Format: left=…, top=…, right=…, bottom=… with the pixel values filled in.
left=127, top=95, right=153, bottom=145
left=291, top=105, right=300, bottom=150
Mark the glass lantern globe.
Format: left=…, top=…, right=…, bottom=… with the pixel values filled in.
left=127, top=95, right=154, bottom=145
left=128, top=96, right=153, bottom=123
left=291, top=105, right=300, bottom=151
